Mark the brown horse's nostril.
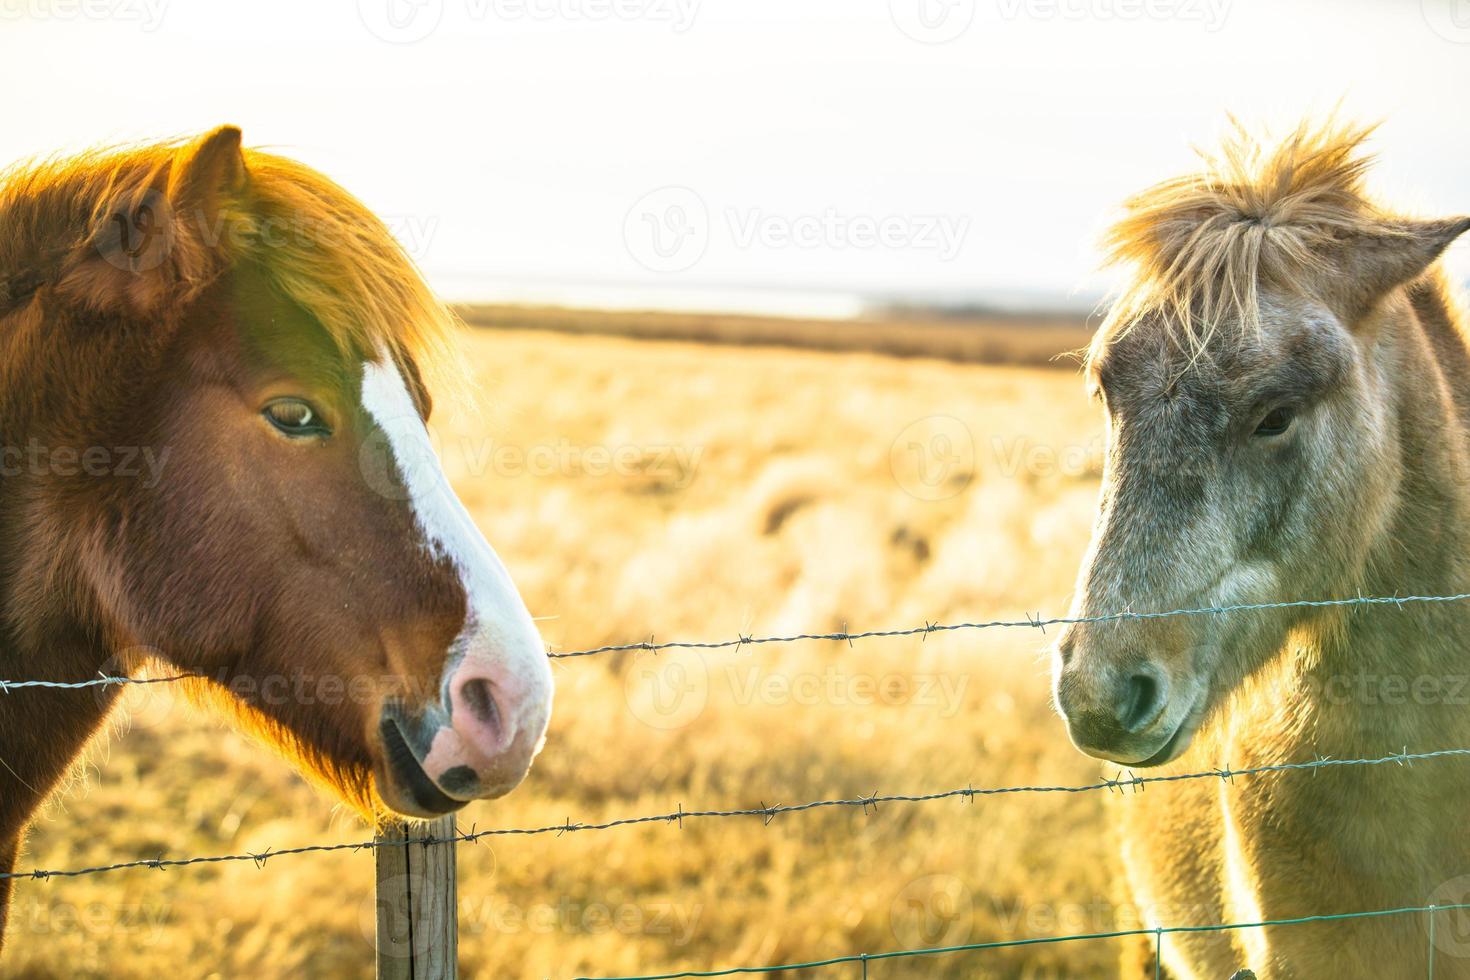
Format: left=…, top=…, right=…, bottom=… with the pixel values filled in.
left=1119, top=672, right=1163, bottom=733
left=458, top=677, right=501, bottom=735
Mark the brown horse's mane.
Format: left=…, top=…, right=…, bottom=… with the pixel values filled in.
left=0, top=132, right=460, bottom=388
left=1090, top=119, right=1432, bottom=362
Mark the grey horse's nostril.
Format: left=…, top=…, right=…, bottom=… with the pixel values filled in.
left=1119, top=672, right=1162, bottom=733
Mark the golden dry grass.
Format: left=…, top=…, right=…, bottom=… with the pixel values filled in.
left=8, top=324, right=1125, bottom=979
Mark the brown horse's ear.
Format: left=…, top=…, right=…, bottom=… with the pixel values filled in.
left=1317, top=216, right=1470, bottom=326
left=61, top=125, right=248, bottom=314
left=168, top=125, right=247, bottom=223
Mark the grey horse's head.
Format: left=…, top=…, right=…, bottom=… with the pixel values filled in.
left=1052, top=122, right=1470, bottom=766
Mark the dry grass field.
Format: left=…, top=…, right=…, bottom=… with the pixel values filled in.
left=7, top=320, right=1127, bottom=979
left=454, top=304, right=1095, bottom=368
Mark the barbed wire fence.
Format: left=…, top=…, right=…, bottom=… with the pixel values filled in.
left=2, top=746, right=1465, bottom=884
left=4, top=591, right=1470, bottom=977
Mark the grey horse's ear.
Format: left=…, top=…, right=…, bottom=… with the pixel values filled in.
left=1317, top=216, right=1470, bottom=325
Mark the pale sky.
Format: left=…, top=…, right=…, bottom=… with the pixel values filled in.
left=3, top=0, right=1469, bottom=315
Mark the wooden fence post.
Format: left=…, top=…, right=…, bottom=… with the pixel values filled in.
left=374, top=814, right=458, bottom=979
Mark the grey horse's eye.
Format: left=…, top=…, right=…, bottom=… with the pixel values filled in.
left=1253, top=406, right=1294, bottom=437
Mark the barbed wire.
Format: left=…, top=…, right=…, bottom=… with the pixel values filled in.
left=0, top=673, right=194, bottom=692
left=546, top=591, right=1470, bottom=659
left=573, top=900, right=1470, bottom=979
left=2, top=591, right=1467, bottom=692
left=4, top=746, right=1465, bottom=883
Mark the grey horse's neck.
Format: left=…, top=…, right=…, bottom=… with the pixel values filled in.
left=1315, top=280, right=1470, bottom=752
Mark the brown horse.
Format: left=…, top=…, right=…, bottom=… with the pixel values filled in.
left=1051, top=121, right=1470, bottom=977
left=0, top=127, right=554, bottom=948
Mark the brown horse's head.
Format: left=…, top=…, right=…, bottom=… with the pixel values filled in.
left=1051, top=122, right=1469, bottom=767
left=0, top=127, right=553, bottom=818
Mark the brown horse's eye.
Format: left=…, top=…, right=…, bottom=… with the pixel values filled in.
left=263, top=398, right=330, bottom=438
left=1253, top=406, right=1294, bottom=438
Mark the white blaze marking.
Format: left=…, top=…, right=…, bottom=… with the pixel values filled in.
left=360, top=354, right=553, bottom=754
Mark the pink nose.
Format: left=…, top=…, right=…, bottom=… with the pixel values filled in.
left=450, top=669, right=514, bottom=755
left=421, top=652, right=552, bottom=800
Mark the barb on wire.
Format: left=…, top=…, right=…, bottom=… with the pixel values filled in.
left=5, top=747, right=1467, bottom=883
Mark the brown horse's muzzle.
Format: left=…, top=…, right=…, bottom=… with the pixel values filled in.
left=376, top=629, right=554, bottom=817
